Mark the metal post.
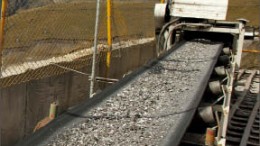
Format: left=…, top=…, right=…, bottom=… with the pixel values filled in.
left=217, top=62, right=236, bottom=145
left=235, top=22, right=245, bottom=68
left=106, top=0, right=112, bottom=76
left=90, top=0, right=101, bottom=97
left=0, top=0, right=7, bottom=78
left=0, top=1, right=6, bottom=144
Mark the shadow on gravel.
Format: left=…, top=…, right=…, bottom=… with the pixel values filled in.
left=163, top=58, right=216, bottom=63
left=164, top=68, right=200, bottom=73
left=148, top=63, right=164, bottom=74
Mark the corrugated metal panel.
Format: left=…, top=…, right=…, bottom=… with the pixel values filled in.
left=170, top=0, right=228, bottom=20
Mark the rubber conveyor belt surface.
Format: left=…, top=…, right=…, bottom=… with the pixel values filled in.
left=17, top=40, right=223, bottom=146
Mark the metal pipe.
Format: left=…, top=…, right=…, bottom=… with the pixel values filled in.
left=157, top=21, right=212, bottom=56
left=242, top=49, right=260, bottom=53
left=49, top=102, right=57, bottom=119
left=0, top=0, right=7, bottom=77
left=96, top=80, right=115, bottom=84
left=90, top=0, right=101, bottom=97
left=51, top=63, right=119, bottom=82
left=95, top=76, right=119, bottom=82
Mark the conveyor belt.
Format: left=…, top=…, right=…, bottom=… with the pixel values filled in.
left=226, top=70, right=260, bottom=146
left=16, top=40, right=223, bottom=146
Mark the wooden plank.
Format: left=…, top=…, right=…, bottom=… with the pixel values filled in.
left=0, top=42, right=156, bottom=146
left=67, top=67, right=90, bottom=106
left=0, top=84, right=26, bottom=146
left=25, top=75, right=68, bottom=136
left=170, top=0, right=228, bottom=20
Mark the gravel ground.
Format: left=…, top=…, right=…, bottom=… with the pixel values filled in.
left=48, top=40, right=223, bottom=146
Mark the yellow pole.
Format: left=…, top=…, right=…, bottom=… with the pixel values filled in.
left=0, top=0, right=7, bottom=72
left=160, top=0, right=165, bottom=3
left=106, top=0, right=112, bottom=73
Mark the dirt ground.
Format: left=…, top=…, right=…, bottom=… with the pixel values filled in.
left=4, top=1, right=154, bottom=49
left=227, top=0, right=260, bottom=70
left=2, top=0, right=259, bottom=70
left=2, top=1, right=155, bottom=66
left=228, top=0, right=259, bottom=27
left=241, top=40, right=260, bottom=70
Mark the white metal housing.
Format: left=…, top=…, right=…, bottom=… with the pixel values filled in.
left=170, top=0, right=229, bottom=20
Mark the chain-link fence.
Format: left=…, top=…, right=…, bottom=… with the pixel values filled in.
left=2, top=0, right=257, bottom=88
left=0, top=0, right=156, bottom=88
left=0, top=1, right=156, bottom=145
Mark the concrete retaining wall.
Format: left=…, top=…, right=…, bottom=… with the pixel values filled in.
left=0, top=41, right=155, bottom=146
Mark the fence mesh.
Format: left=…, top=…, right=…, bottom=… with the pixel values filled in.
left=0, top=0, right=156, bottom=88
left=0, top=1, right=259, bottom=85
